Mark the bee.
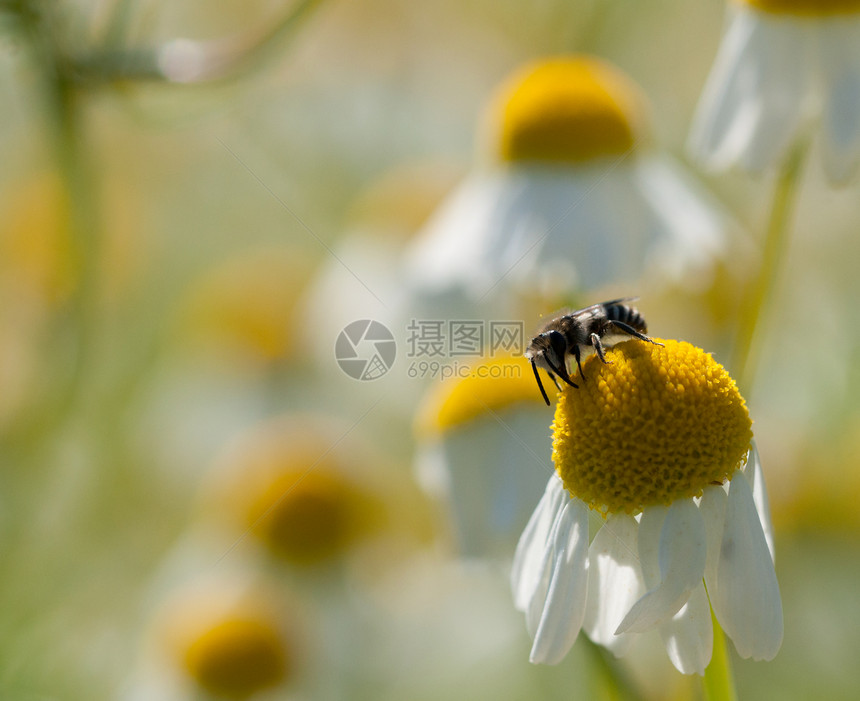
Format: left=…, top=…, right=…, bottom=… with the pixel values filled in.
left=525, top=297, right=663, bottom=405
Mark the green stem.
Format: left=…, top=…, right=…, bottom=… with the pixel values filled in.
left=6, top=3, right=101, bottom=443
left=583, top=637, right=642, bottom=701
left=731, top=142, right=807, bottom=393
left=703, top=611, right=738, bottom=701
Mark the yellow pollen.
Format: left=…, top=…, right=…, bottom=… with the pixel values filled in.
left=738, top=0, right=860, bottom=14
left=552, top=339, right=752, bottom=514
left=489, top=56, right=646, bottom=164
left=183, top=616, right=289, bottom=697
left=416, top=355, right=545, bottom=436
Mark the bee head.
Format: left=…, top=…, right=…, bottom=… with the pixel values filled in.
left=525, top=330, right=577, bottom=406
left=526, top=330, right=568, bottom=371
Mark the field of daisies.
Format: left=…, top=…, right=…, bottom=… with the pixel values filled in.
left=2, top=1, right=860, bottom=699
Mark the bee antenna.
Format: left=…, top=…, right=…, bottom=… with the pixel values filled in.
left=531, top=360, right=551, bottom=406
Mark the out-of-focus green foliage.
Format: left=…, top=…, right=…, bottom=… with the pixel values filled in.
left=1, top=1, right=860, bottom=699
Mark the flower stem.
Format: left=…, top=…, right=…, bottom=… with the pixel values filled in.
left=703, top=611, right=738, bottom=701
left=731, top=141, right=807, bottom=392
left=582, top=637, right=642, bottom=701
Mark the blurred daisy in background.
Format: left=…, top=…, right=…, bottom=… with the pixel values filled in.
left=403, top=55, right=731, bottom=322
left=199, top=415, right=384, bottom=570
left=198, top=414, right=430, bottom=575
left=414, top=355, right=552, bottom=558
left=175, top=245, right=314, bottom=369
left=512, top=339, right=782, bottom=675
left=125, top=573, right=297, bottom=701
left=689, top=0, right=860, bottom=183
left=300, top=160, right=460, bottom=361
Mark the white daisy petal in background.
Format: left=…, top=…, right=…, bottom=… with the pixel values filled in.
left=689, top=0, right=860, bottom=183
left=819, top=17, right=860, bottom=182
left=403, top=55, right=735, bottom=322
left=511, top=339, right=783, bottom=675
left=415, top=356, right=553, bottom=559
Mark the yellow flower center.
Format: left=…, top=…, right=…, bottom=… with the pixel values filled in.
left=183, top=617, right=289, bottom=698
left=248, top=468, right=370, bottom=565
left=416, top=356, right=545, bottom=436
left=489, top=56, right=646, bottom=164
left=552, top=339, right=752, bottom=514
left=738, top=0, right=860, bottom=14
left=178, top=247, right=310, bottom=362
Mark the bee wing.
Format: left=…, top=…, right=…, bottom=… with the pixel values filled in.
left=567, top=296, right=639, bottom=318
left=534, top=297, right=640, bottom=332
left=588, top=296, right=639, bottom=310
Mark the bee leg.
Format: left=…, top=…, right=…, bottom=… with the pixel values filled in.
left=607, top=320, right=665, bottom=346
left=549, top=374, right=561, bottom=391
left=591, top=333, right=612, bottom=364
left=572, top=344, right=587, bottom=382
left=547, top=357, right=579, bottom=389
left=531, top=360, right=551, bottom=406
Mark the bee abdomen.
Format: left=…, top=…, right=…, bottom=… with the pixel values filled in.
left=606, top=303, right=648, bottom=333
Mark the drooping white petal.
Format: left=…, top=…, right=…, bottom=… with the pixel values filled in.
left=404, top=173, right=507, bottom=298
left=711, top=472, right=783, bottom=661
left=433, top=413, right=554, bottom=559
left=524, top=503, right=565, bottom=637
left=582, top=514, right=645, bottom=657
left=512, top=474, right=568, bottom=611
left=744, top=444, right=775, bottom=561
left=617, top=499, right=706, bottom=634
left=688, top=7, right=815, bottom=173
left=529, top=498, right=590, bottom=665
left=818, top=17, right=860, bottom=184
left=699, top=484, right=728, bottom=597
left=632, top=156, right=729, bottom=291
left=659, top=582, right=714, bottom=676
left=500, top=162, right=652, bottom=297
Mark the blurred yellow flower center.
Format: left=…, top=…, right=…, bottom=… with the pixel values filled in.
left=416, top=356, right=545, bottom=436
left=739, top=0, right=860, bottom=14
left=491, top=56, right=645, bottom=164
left=183, top=617, right=289, bottom=698
left=552, top=340, right=752, bottom=514
left=248, top=469, right=368, bottom=565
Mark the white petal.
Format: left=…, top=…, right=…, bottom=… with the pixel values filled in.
left=699, top=485, right=728, bottom=597
left=818, top=18, right=860, bottom=184
left=617, top=499, right=706, bottom=634
left=689, top=7, right=815, bottom=174
left=529, top=499, right=590, bottom=665
left=512, top=475, right=567, bottom=611
left=435, top=413, right=554, bottom=558
left=632, top=156, right=729, bottom=290
left=744, top=444, right=775, bottom=562
left=582, top=514, right=645, bottom=657
left=712, top=471, right=783, bottom=661
left=403, top=173, right=504, bottom=296
left=506, top=163, right=651, bottom=295
left=659, top=583, right=714, bottom=676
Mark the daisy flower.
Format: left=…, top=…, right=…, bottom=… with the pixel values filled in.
left=414, top=356, right=552, bottom=557
left=689, top=0, right=860, bottom=183
left=201, top=416, right=383, bottom=568
left=124, top=573, right=296, bottom=701
left=511, top=339, right=782, bottom=675
left=403, top=55, right=729, bottom=319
